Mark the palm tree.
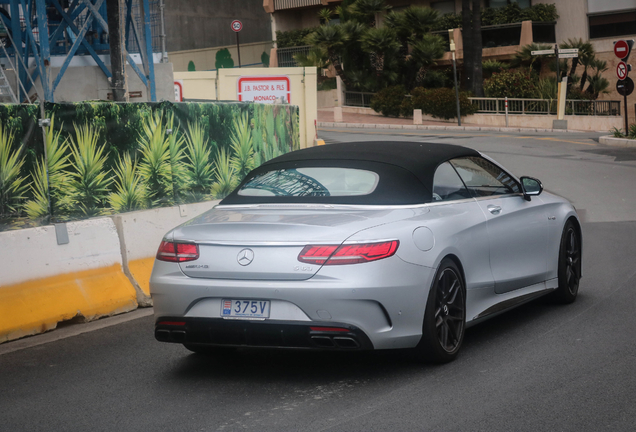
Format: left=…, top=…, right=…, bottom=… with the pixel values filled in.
left=513, top=43, right=553, bottom=75
left=580, top=58, right=607, bottom=93
left=349, top=0, right=391, bottom=27
left=318, top=8, right=333, bottom=25
left=560, top=38, right=594, bottom=83
left=306, top=24, right=353, bottom=88
left=403, top=6, right=439, bottom=40
left=410, top=34, right=446, bottom=86
left=360, top=26, right=400, bottom=77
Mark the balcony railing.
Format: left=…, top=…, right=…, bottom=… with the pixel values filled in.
left=469, top=98, right=621, bottom=116
left=274, top=0, right=321, bottom=10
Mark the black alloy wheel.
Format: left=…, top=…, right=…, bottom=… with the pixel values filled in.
left=416, top=258, right=466, bottom=363
left=552, top=220, right=581, bottom=304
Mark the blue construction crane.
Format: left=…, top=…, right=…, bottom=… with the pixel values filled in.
left=0, top=0, right=157, bottom=102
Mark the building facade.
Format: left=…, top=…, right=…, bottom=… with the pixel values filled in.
left=265, top=0, right=636, bottom=122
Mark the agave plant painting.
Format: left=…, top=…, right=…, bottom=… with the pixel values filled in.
left=0, top=101, right=300, bottom=230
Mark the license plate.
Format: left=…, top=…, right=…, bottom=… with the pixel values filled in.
left=222, top=299, right=270, bottom=319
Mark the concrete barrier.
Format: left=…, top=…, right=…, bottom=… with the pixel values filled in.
left=112, top=201, right=220, bottom=306
left=0, top=218, right=138, bottom=343
left=0, top=200, right=222, bottom=344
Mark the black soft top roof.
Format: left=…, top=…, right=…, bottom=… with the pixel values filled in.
left=221, top=142, right=481, bottom=205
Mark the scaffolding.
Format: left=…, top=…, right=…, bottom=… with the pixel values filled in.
left=0, top=0, right=163, bottom=102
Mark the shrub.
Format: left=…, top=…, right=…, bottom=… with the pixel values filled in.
left=275, top=28, right=318, bottom=48
left=484, top=69, right=536, bottom=98
left=370, top=85, right=407, bottom=117
left=409, top=87, right=477, bottom=120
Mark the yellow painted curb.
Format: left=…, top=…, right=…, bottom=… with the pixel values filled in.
left=0, top=264, right=138, bottom=343
left=128, top=257, right=156, bottom=297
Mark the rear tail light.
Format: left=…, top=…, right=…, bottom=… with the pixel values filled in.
left=298, top=240, right=399, bottom=265
left=156, top=240, right=199, bottom=262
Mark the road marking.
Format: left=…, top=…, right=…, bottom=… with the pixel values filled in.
left=318, top=128, right=598, bottom=146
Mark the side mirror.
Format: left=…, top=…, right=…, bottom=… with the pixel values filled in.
left=520, top=176, right=543, bottom=201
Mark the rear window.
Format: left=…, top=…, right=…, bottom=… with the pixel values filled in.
left=220, top=160, right=431, bottom=205
left=238, top=167, right=379, bottom=197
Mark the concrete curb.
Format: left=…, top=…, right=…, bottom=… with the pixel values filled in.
left=317, top=122, right=594, bottom=134
left=598, top=136, right=636, bottom=147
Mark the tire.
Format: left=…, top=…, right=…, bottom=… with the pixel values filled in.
left=183, top=344, right=237, bottom=355
left=551, top=220, right=581, bottom=304
left=415, top=258, right=466, bottom=363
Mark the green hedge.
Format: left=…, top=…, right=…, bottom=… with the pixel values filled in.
left=275, top=28, right=319, bottom=48
left=431, top=3, right=558, bottom=31
left=407, top=87, right=477, bottom=120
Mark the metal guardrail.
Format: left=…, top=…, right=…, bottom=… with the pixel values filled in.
left=277, top=45, right=311, bottom=68
left=344, top=91, right=375, bottom=108
left=469, top=98, right=621, bottom=116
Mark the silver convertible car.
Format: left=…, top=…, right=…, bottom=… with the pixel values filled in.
left=150, top=141, right=582, bottom=363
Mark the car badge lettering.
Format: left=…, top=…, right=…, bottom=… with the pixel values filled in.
left=237, top=248, right=254, bottom=266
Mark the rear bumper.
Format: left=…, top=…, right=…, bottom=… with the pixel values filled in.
left=154, top=317, right=374, bottom=350
left=150, top=257, right=435, bottom=350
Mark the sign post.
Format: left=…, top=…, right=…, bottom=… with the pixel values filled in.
left=231, top=20, right=242, bottom=68
left=614, top=39, right=634, bottom=133
left=448, top=29, right=461, bottom=126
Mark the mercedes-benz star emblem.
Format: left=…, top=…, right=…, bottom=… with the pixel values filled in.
left=237, top=248, right=254, bottom=266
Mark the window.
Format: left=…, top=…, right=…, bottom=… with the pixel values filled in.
left=589, top=11, right=636, bottom=39
left=431, top=1, right=455, bottom=15
left=449, top=157, right=520, bottom=198
left=432, top=162, right=471, bottom=202
left=238, top=167, right=379, bottom=197
left=486, top=0, right=531, bottom=9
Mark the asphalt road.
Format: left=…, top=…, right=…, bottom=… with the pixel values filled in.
left=2, top=128, right=636, bottom=432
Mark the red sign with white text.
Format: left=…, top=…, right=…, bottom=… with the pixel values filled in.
left=615, top=40, right=630, bottom=60
left=237, top=76, right=291, bottom=104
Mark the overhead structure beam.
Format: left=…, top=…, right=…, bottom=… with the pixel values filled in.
left=0, top=0, right=158, bottom=102
left=50, top=0, right=111, bottom=78
left=52, top=0, right=105, bottom=95
left=80, top=0, right=109, bottom=35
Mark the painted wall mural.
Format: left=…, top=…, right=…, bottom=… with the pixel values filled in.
left=0, top=101, right=300, bottom=231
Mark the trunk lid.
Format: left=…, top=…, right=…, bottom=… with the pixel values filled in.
left=172, top=205, right=421, bottom=280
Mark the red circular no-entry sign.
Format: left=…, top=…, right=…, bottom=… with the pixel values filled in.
left=231, top=20, right=243, bottom=32
left=617, top=61, right=629, bottom=80
left=615, top=40, right=630, bottom=59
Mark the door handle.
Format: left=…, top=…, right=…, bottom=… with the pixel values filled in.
left=487, top=205, right=502, bottom=215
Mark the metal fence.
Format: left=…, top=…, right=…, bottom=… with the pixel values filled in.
left=344, top=91, right=375, bottom=107
left=469, top=98, right=621, bottom=116
left=277, top=45, right=311, bottom=68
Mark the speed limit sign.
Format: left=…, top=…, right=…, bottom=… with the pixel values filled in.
left=231, top=20, right=242, bottom=32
